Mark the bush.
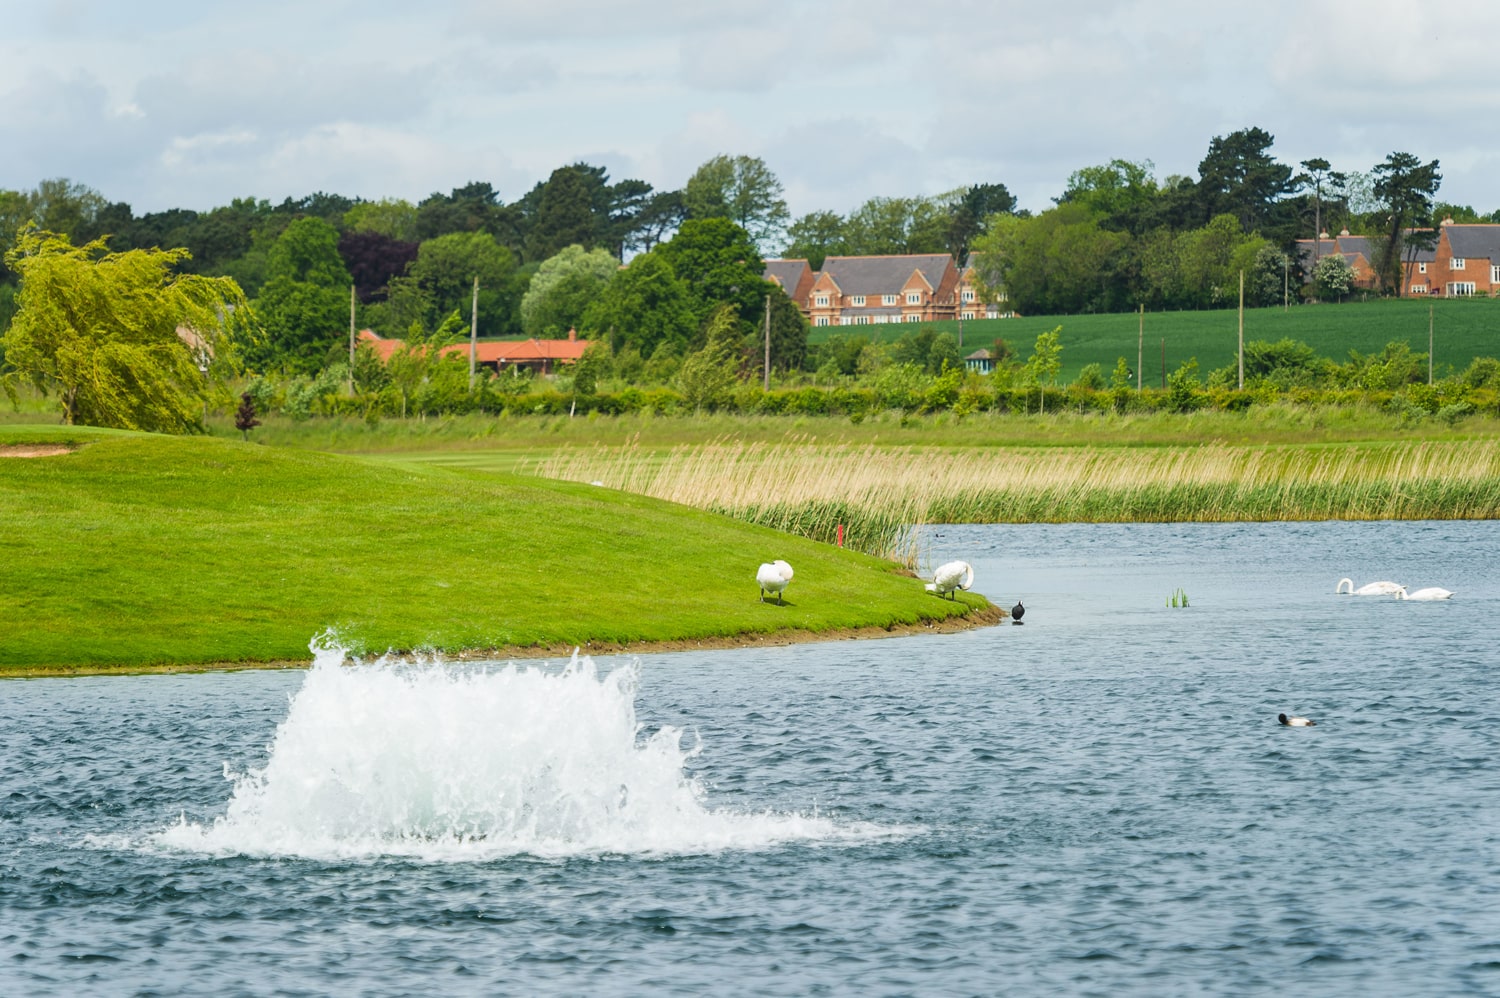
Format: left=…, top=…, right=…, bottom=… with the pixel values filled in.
left=873, top=363, right=929, bottom=411
left=1166, top=359, right=1205, bottom=413
left=1073, top=362, right=1106, bottom=391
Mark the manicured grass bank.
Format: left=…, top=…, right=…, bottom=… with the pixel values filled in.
left=0, top=426, right=988, bottom=673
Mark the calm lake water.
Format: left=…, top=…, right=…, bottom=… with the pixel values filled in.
left=2, top=521, right=1498, bottom=996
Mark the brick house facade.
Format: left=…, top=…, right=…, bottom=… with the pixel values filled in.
left=1417, top=222, right=1500, bottom=297
left=765, top=254, right=1014, bottom=324
left=1297, top=221, right=1500, bottom=297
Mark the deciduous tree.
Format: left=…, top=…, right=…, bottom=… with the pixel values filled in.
left=676, top=305, right=743, bottom=410
left=2, top=228, right=250, bottom=431
left=406, top=231, right=519, bottom=337
left=581, top=251, right=696, bottom=358
left=655, top=218, right=770, bottom=328
left=1024, top=326, right=1063, bottom=413
left=683, top=155, right=790, bottom=253
left=519, top=244, right=617, bottom=338
left=249, top=218, right=353, bottom=374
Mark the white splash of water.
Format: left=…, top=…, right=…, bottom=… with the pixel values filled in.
left=156, top=644, right=900, bottom=861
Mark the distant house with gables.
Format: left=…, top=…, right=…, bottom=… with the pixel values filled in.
left=1420, top=221, right=1500, bottom=297
left=764, top=254, right=1009, bottom=327
left=1296, top=221, right=1500, bottom=297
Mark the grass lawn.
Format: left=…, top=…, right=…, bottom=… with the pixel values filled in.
left=196, top=405, right=1500, bottom=476
left=813, top=297, right=1500, bottom=382
left=0, top=426, right=988, bottom=673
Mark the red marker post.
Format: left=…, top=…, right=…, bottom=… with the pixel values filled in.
left=836, top=524, right=844, bottom=548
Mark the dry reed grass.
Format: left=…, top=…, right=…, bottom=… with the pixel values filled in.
left=531, top=437, right=1500, bottom=563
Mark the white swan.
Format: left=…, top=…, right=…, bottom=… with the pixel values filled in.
left=1393, top=586, right=1454, bottom=601
left=1336, top=578, right=1404, bottom=596
left=757, top=560, right=794, bottom=604
left=925, top=560, right=974, bottom=599
left=1278, top=713, right=1316, bottom=727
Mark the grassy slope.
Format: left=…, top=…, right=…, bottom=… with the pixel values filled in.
left=0, top=426, right=984, bottom=671
left=206, top=407, right=1500, bottom=477
left=812, top=297, right=1500, bottom=382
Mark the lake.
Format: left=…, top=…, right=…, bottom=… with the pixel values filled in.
left=2, top=520, right=1498, bottom=995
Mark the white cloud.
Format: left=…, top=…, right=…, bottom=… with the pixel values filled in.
left=2, top=0, right=1497, bottom=217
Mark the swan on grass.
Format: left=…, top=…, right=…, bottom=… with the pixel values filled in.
left=757, top=560, right=794, bottom=604
left=1393, top=586, right=1455, bottom=601
left=1336, top=578, right=1404, bottom=596
left=925, top=560, right=974, bottom=599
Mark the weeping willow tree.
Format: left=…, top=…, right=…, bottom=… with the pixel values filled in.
left=1, top=227, right=252, bottom=432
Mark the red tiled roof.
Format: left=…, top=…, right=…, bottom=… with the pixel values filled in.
left=357, top=330, right=587, bottom=365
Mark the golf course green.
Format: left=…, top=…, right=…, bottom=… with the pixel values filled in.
left=0, top=426, right=994, bottom=674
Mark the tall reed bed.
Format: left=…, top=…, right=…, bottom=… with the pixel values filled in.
left=530, top=438, right=1500, bottom=563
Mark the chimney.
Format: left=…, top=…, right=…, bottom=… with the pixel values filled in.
left=568, top=327, right=577, bottom=342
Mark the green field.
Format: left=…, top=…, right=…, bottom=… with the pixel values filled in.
left=0, top=426, right=988, bottom=673
left=812, top=297, right=1500, bottom=383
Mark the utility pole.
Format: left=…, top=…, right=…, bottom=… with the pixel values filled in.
left=1137, top=303, right=1144, bottom=391
left=1160, top=338, right=1166, bottom=388
left=763, top=293, right=771, bottom=392
left=1238, top=269, right=1245, bottom=390
left=469, top=275, right=479, bottom=390
left=348, top=284, right=356, bottom=394
left=1283, top=258, right=1289, bottom=312
left=1429, top=302, right=1434, bottom=385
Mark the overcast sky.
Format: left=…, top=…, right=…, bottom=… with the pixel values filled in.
left=5, top=0, right=1497, bottom=233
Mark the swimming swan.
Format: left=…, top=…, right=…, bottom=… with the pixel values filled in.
left=1278, top=713, right=1316, bottom=727
left=1336, top=578, right=1404, bottom=596
left=925, top=560, right=974, bottom=599
left=757, top=560, right=794, bottom=604
left=1393, top=586, right=1454, bottom=601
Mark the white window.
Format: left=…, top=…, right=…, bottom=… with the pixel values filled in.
left=841, top=316, right=853, bottom=325
left=851, top=295, right=865, bottom=306
left=906, top=292, right=921, bottom=305
left=855, top=315, right=870, bottom=325
left=814, top=316, right=830, bottom=326
left=1452, top=258, right=1466, bottom=270
left=905, top=314, right=921, bottom=322
left=1448, top=282, right=1476, bottom=296
left=1410, top=284, right=1428, bottom=294
left=961, top=290, right=975, bottom=302
left=1418, top=262, right=1427, bottom=274
left=1492, top=265, right=1500, bottom=284
left=815, top=295, right=829, bottom=307
left=882, top=294, right=897, bottom=306
left=875, top=315, right=890, bottom=324
left=961, top=311, right=976, bottom=320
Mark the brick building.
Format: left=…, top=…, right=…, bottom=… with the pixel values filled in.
left=764, top=254, right=1008, bottom=327
left=1296, top=221, right=1500, bottom=297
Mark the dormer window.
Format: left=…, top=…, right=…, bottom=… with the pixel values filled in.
left=815, top=295, right=829, bottom=306
left=1452, top=258, right=1466, bottom=270
left=961, top=290, right=975, bottom=302
left=906, top=292, right=921, bottom=305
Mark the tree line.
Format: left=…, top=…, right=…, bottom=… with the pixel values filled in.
left=1, top=130, right=1495, bottom=433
